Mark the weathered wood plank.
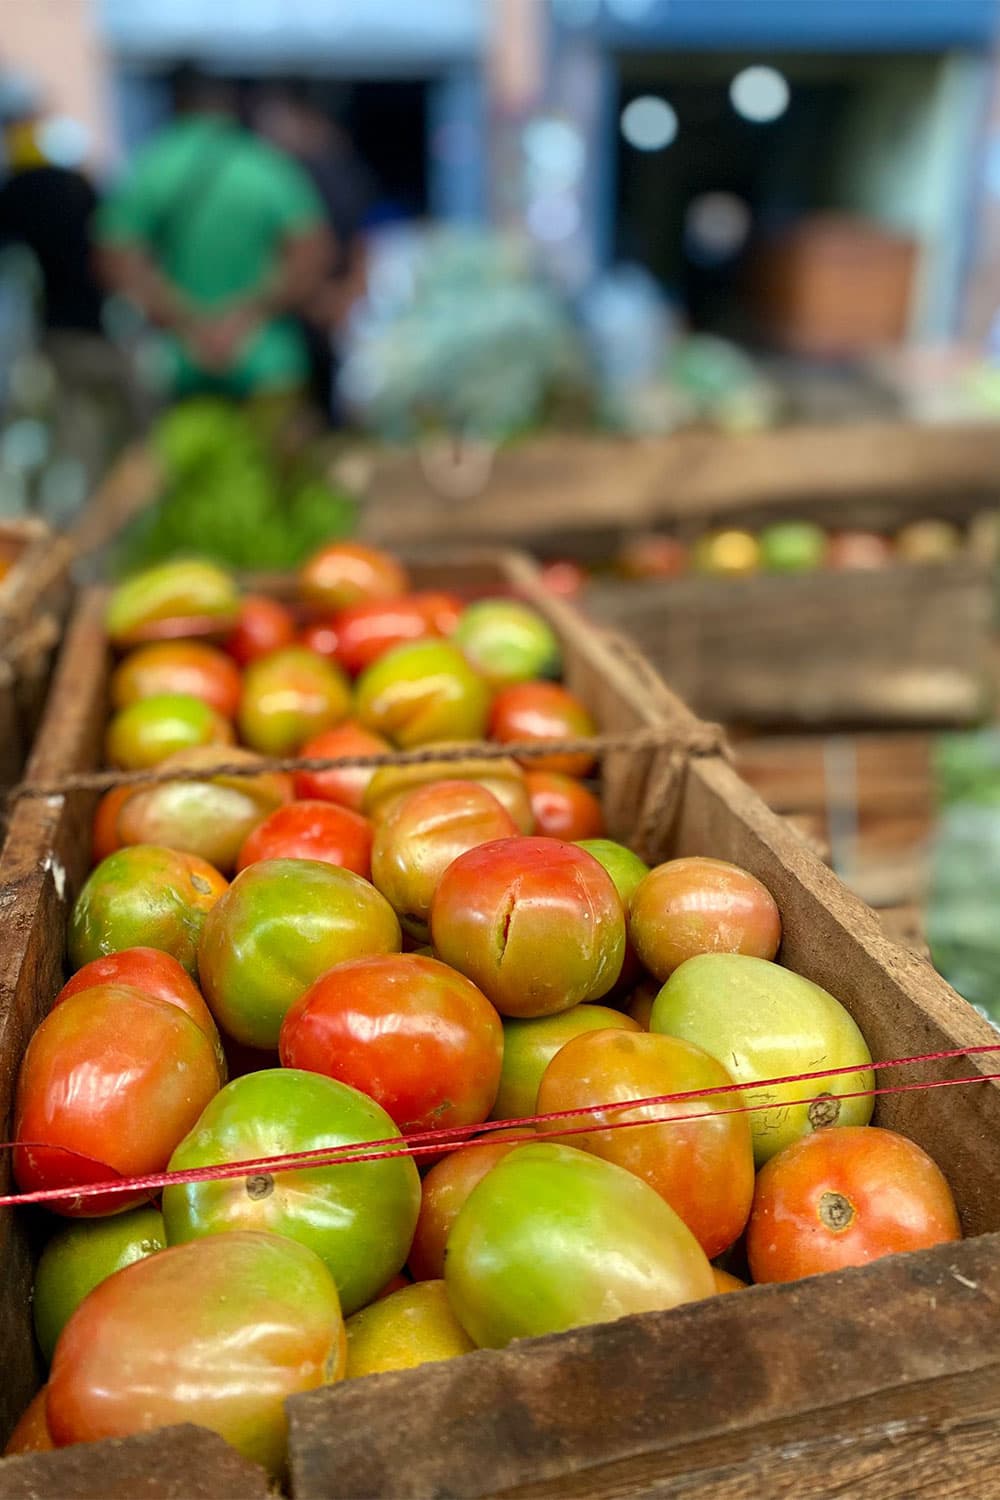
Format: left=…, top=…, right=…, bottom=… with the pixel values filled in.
left=0, top=1426, right=271, bottom=1499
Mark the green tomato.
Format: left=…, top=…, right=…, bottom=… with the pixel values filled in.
left=105, top=560, right=240, bottom=648
left=453, top=600, right=561, bottom=687
left=355, top=640, right=491, bottom=748
left=163, top=1070, right=420, bottom=1316
left=445, top=1142, right=714, bottom=1348
left=492, top=1004, right=640, bottom=1121
left=238, top=647, right=352, bottom=756
left=33, top=1207, right=166, bottom=1365
left=105, top=694, right=234, bottom=771
left=198, top=858, right=401, bottom=1048
left=757, top=522, right=827, bottom=574
left=575, top=840, right=650, bottom=907
left=650, top=954, right=874, bottom=1164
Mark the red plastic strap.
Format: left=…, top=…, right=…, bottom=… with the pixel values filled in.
left=1, top=1042, right=998, bottom=1211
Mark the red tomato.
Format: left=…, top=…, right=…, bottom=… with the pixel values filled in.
left=280, top=953, right=503, bottom=1136
left=14, top=986, right=223, bottom=1215
left=299, top=619, right=340, bottom=660
left=55, top=947, right=221, bottom=1062
left=525, top=770, right=605, bottom=840
left=407, top=1128, right=535, bottom=1281
left=747, top=1126, right=962, bottom=1283
left=3, top=1386, right=53, bottom=1454
left=413, top=591, right=463, bottom=636
left=539, top=560, right=587, bottom=599
left=300, top=542, right=409, bottom=613
left=236, top=800, right=373, bottom=879
left=629, top=857, right=781, bottom=982
left=488, top=682, right=597, bottom=777
left=616, top=534, right=688, bottom=579
left=111, top=642, right=242, bottom=721
left=294, top=721, right=391, bottom=811
left=537, top=1029, right=754, bottom=1259
left=328, top=597, right=442, bottom=677
left=91, top=785, right=134, bottom=864
left=46, top=1231, right=346, bottom=1477
left=225, top=594, right=297, bottom=666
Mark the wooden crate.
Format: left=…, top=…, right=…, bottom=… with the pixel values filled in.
left=0, top=519, right=74, bottom=790
left=584, top=557, right=994, bottom=729
left=2, top=555, right=1000, bottom=1498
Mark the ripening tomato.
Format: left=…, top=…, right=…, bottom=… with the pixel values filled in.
left=33, top=1206, right=167, bottom=1364
left=299, top=618, right=339, bottom=661
left=91, top=785, right=135, bottom=864
left=236, top=800, right=373, bottom=879
left=239, top=647, right=352, bottom=756
left=492, top=1005, right=639, bottom=1122
left=162, top=1070, right=420, bottom=1316
left=111, top=642, right=242, bottom=720
left=69, top=845, right=228, bottom=976
left=363, top=753, right=534, bottom=834
left=747, top=1126, right=962, bottom=1283
left=46, top=1231, right=346, bottom=1477
left=355, top=640, right=491, bottom=748
left=328, top=597, right=442, bottom=677
left=300, top=542, right=409, bottom=613
left=346, top=1281, right=474, bottom=1379
left=525, top=770, right=605, bottom=840
left=713, top=1268, right=746, bottom=1294
left=488, top=682, right=597, bottom=777
left=370, top=780, right=518, bottom=939
left=3, top=1387, right=53, bottom=1454
left=537, top=1029, right=754, bottom=1258
left=105, top=560, right=240, bottom=650
left=105, top=693, right=235, bottom=771
left=198, top=858, right=400, bottom=1048
left=445, top=1143, right=715, bottom=1347
left=539, top=560, right=587, bottom=599
left=279, top=954, right=503, bottom=1135
left=293, top=721, right=391, bottom=811
left=225, top=594, right=297, bottom=666
left=55, top=947, right=222, bottom=1065
left=431, top=837, right=625, bottom=1017
left=113, top=746, right=292, bottom=874
left=14, top=986, right=223, bottom=1215
left=407, top=1128, right=536, bottom=1282
left=630, top=857, right=782, bottom=981
left=616, top=534, right=688, bottom=580
left=413, top=591, right=463, bottom=636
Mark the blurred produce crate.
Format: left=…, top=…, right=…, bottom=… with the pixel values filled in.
left=0, top=518, right=73, bottom=788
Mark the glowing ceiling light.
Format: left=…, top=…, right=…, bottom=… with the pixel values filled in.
left=620, top=96, right=678, bottom=152
left=729, top=66, right=790, bottom=123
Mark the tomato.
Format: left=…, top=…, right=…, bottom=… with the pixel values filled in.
left=488, top=682, right=597, bottom=776
left=328, top=597, right=443, bottom=677
left=525, top=771, right=605, bottom=840
left=445, top=1142, right=714, bottom=1347
left=225, top=594, right=296, bottom=666
left=713, top=1268, right=746, bottom=1293
left=413, top=591, right=463, bottom=636
left=3, top=1387, right=53, bottom=1454
left=493, top=1005, right=639, bottom=1121
left=537, top=1029, right=754, bottom=1258
left=47, top=1230, right=345, bottom=1477
left=539, top=560, right=587, bottom=599
left=374, top=1271, right=411, bottom=1301
left=279, top=954, right=503, bottom=1135
left=14, top=986, right=223, bottom=1215
left=625, top=978, right=659, bottom=1030
left=370, top=780, right=518, bottom=939
left=105, top=560, right=240, bottom=649
left=346, top=1281, right=474, bottom=1378
left=105, top=693, right=234, bottom=771
left=747, top=1126, right=961, bottom=1283
left=355, top=640, right=491, bottom=748
left=293, top=721, right=391, bottom=811
left=239, top=646, right=352, bottom=756
left=33, top=1206, right=166, bottom=1363
left=453, top=599, right=561, bottom=687
left=236, top=800, right=373, bottom=879
left=69, top=845, right=227, bottom=976
left=825, top=531, right=894, bottom=572
left=616, top=534, right=688, bottom=580
left=363, top=753, right=534, bottom=834
left=651, top=954, right=874, bottom=1164
left=629, top=857, right=782, bottom=981
left=300, top=618, right=340, bottom=661
left=111, top=642, right=242, bottom=720
left=55, top=947, right=222, bottom=1066
left=198, top=858, right=400, bottom=1048
left=162, top=1069, right=420, bottom=1316
left=692, top=530, right=760, bottom=577
left=91, top=785, right=135, bottom=864
left=407, top=1128, right=536, bottom=1282
left=113, top=746, right=292, bottom=874
left=431, top=837, right=625, bottom=1018
left=576, top=839, right=649, bottom=906
left=300, top=542, right=409, bottom=613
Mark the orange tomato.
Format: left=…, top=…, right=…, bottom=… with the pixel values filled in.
left=747, top=1125, right=962, bottom=1283
left=111, top=642, right=242, bottom=720
left=293, top=721, right=392, bottom=811
left=488, top=682, right=597, bottom=777
left=91, top=785, right=135, bottom=864
left=4, top=1386, right=53, bottom=1454
left=300, top=542, right=409, bottom=613
left=525, top=770, right=605, bottom=840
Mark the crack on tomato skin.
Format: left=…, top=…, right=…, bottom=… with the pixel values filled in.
left=493, top=885, right=518, bottom=969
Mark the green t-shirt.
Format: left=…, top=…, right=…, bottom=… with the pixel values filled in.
left=96, top=115, right=325, bottom=395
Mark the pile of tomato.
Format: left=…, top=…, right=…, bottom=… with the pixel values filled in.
left=4, top=542, right=963, bottom=1477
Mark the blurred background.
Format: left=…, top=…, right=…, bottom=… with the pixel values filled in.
left=6, top=0, right=1000, bottom=1016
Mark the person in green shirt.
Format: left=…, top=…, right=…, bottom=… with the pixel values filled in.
left=95, top=68, right=332, bottom=399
